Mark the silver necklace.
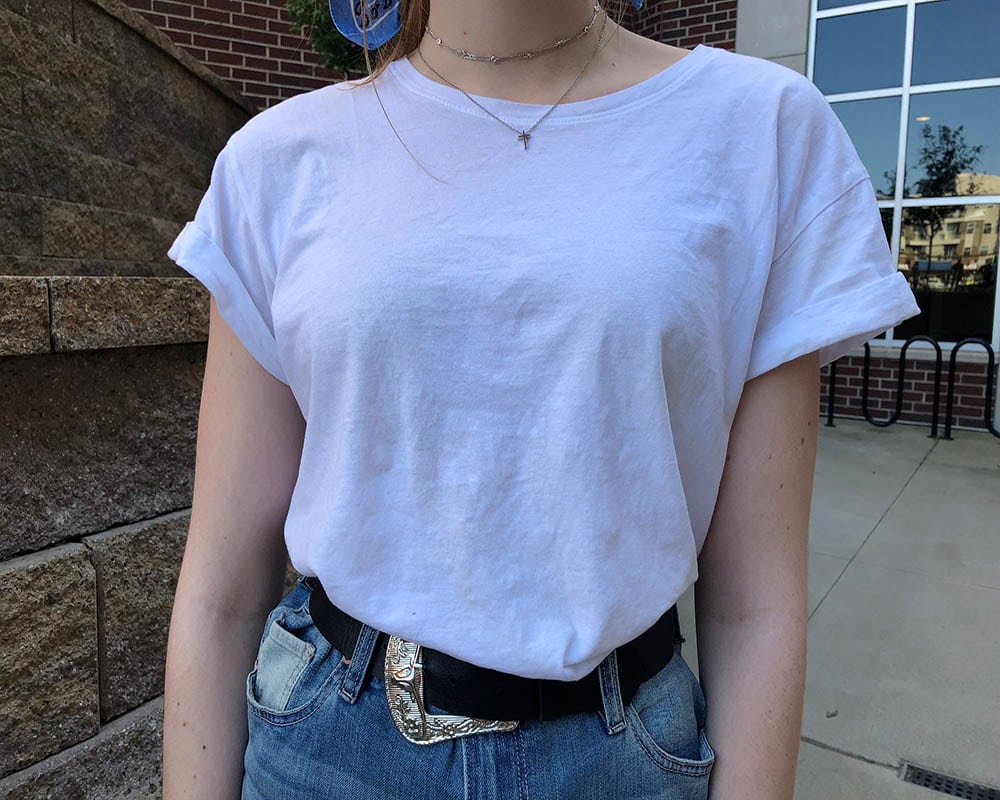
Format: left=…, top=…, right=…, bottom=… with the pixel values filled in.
left=415, top=9, right=608, bottom=151
left=424, top=3, right=602, bottom=64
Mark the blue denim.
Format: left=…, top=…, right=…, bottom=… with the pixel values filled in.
left=242, top=575, right=715, bottom=800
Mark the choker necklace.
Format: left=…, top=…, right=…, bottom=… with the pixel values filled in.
left=414, top=8, right=608, bottom=151
left=424, top=3, right=602, bottom=64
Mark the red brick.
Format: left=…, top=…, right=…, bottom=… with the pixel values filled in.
left=206, top=50, right=242, bottom=65
left=164, top=29, right=193, bottom=45
left=152, top=0, right=192, bottom=16
left=267, top=46, right=305, bottom=60
left=267, top=17, right=295, bottom=34
left=247, top=55, right=279, bottom=70
left=231, top=66, right=266, bottom=80
left=231, top=40, right=267, bottom=55
left=951, top=384, right=986, bottom=397
left=200, top=7, right=232, bottom=23
left=192, top=33, right=232, bottom=48
left=243, top=2, right=280, bottom=19
left=240, top=27, right=279, bottom=44
left=232, top=13, right=269, bottom=29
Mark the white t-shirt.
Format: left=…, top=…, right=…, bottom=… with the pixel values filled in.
left=167, top=43, right=921, bottom=681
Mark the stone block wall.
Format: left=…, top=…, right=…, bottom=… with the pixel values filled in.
left=1, top=0, right=254, bottom=279
left=0, top=1, right=297, bottom=796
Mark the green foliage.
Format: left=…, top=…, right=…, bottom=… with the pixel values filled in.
left=283, top=0, right=378, bottom=74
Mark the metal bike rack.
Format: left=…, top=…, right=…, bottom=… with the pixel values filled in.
left=943, top=338, right=999, bottom=440
left=824, top=335, right=998, bottom=438
left=861, top=337, right=943, bottom=438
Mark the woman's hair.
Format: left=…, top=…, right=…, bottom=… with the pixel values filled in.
left=348, top=0, right=637, bottom=86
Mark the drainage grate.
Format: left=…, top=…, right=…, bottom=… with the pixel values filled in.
left=899, top=762, right=1000, bottom=800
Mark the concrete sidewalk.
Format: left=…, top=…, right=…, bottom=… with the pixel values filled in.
left=676, top=418, right=1000, bottom=798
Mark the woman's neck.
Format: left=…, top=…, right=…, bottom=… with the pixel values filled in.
left=409, top=0, right=629, bottom=103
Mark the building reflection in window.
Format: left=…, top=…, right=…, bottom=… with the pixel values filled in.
left=812, top=0, right=999, bottom=344
left=904, top=88, right=999, bottom=199
left=896, top=203, right=998, bottom=342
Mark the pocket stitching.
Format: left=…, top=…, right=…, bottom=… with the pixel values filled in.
left=625, top=705, right=716, bottom=776
left=246, top=658, right=347, bottom=726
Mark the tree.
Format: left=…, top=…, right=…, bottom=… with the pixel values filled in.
left=284, top=0, right=379, bottom=74
left=882, top=123, right=983, bottom=280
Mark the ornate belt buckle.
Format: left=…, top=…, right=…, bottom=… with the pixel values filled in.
left=384, top=635, right=519, bottom=745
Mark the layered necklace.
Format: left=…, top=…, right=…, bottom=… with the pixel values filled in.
left=414, top=3, right=610, bottom=150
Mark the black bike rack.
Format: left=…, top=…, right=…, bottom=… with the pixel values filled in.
left=825, top=359, right=838, bottom=428
left=824, top=335, right=999, bottom=438
left=861, top=337, right=943, bottom=438
left=943, top=338, right=999, bottom=440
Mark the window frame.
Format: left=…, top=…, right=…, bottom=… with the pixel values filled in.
left=809, top=0, right=1000, bottom=352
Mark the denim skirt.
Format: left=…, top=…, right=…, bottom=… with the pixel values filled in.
left=241, top=575, right=715, bottom=800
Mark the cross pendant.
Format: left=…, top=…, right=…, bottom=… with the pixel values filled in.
left=517, top=130, right=531, bottom=150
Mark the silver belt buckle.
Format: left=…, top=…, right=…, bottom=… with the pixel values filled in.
left=384, top=635, right=519, bottom=745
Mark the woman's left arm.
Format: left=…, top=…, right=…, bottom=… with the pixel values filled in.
left=695, top=349, right=820, bottom=800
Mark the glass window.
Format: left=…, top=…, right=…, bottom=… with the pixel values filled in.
left=812, top=0, right=999, bottom=344
left=895, top=203, right=998, bottom=342
left=813, top=8, right=906, bottom=94
left=818, top=0, right=868, bottom=9
left=904, top=88, right=999, bottom=199
left=830, top=97, right=901, bottom=200
left=912, top=0, right=1000, bottom=86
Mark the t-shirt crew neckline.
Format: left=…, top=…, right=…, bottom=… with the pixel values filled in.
left=386, top=42, right=716, bottom=123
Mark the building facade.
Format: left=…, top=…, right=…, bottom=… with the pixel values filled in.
left=740, top=0, right=999, bottom=428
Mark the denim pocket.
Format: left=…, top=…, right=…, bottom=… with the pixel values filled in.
left=246, top=578, right=349, bottom=725
left=624, top=645, right=716, bottom=777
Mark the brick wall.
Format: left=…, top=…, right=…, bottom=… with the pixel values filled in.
left=628, top=0, right=737, bottom=48
left=123, top=0, right=347, bottom=110
left=123, top=0, right=738, bottom=112
left=820, top=354, right=997, bottom=433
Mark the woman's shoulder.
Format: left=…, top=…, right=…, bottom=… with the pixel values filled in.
left=702, top=45, right=824, bottom=102
left=229, top=77, right=363, bottom=164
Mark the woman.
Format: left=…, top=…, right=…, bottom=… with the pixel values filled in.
left=161, top=0, right=921, bottom=798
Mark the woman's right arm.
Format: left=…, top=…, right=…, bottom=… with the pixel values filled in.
left=162, top=297, right=306, bottom=800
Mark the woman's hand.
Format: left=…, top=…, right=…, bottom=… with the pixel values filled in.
left=695, top=349, right=820, bottom=800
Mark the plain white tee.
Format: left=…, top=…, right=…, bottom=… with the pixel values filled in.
left=168, top=43, right=920, bottom=680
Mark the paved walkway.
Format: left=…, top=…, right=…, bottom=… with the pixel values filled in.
left=676, top=418, right=1000, bottom=798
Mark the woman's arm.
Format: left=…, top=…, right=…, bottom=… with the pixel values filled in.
left=695, top=349, right=819, bottom=800
left=162, top=297, right=306, bottom=800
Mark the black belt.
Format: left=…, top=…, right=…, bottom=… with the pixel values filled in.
left=308, top=581, right=681, bottom=722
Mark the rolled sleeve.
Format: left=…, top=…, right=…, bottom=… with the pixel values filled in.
left=167, top=136, right=288, bottom=385
left=746, top=176, right=921, bottom=382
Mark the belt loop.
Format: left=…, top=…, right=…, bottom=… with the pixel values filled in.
left=338, top=624, right=380, bottom=704
left=597, top=649, right=627, bottom=735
